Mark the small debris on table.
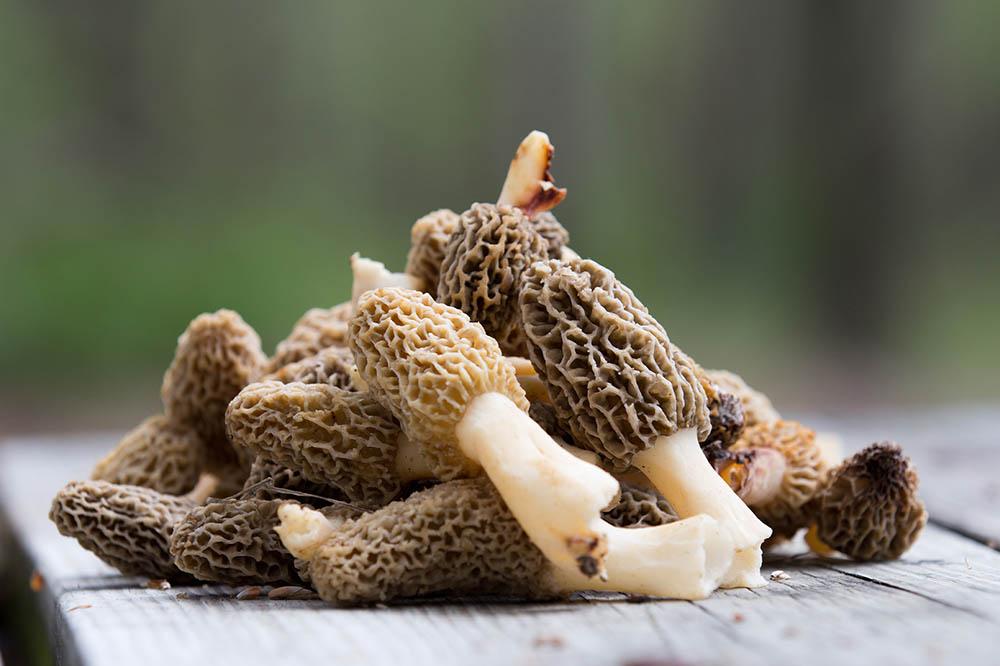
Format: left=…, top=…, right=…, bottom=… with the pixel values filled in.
left=67, top=604, right=92, bottom=612
left=29, top=569, right=44, bottom=592
left=770, top=570, right=791, bottom=582
left=235, top=586, right=262, bottom=600
left=268, top=586, right=318, bottom=601
left=533, top=635, right=565, bottom=648
left=146, top=578, right=171, bottom=590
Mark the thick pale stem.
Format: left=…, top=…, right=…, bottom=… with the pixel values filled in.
left=552, top=514, right=734, bottom=600
left=350, top=254, right=426, bottom=309
left=503, top=356, right=551, bottom=403
left=496, top=130, right=567, bottom=215
left=815, top=432, right=844, bottom=470
left=456, top=393, right=616, bottom=577
left=394, top=433, right=435, bottom=483
left=275, top=503, right=337, bottom=561
left=185, top=473, right=220, bottom=504
left=633, top=428, right=771, bottom=588
left=720, top=448, right=787, bottom=505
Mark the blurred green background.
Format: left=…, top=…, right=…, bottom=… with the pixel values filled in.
left=1, top=0, right=998, bottom=434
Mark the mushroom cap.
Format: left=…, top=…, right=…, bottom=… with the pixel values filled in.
left=91, top=415, right=205, bottom=495
left=303, top=477, right=556, bottom=605
left=519, top=258, right=710, bottom=467
left=704, top=369, right=780, bottom=427
left=161, top=309, right=267, bottom=461
left=350, top=288, right=530, bottom=480
left=530, top=212, right=570, bottom=257
left=242, top=457, right=348, bottom=504
left=813, top=442, right=927, bottom=561
left=731, top=420, right=829, bottom=538
left=49, top=480, right=194, bottom=580
left=404, top=208, right=461, bottom=292
left=528, top=401, right=573, bottom=443
left=266, top=302, right=353, bottom=373
left=170, top=497, right=301, bottom=585
left=437, top=203, right=549, bottom=356
left=226, top=381, right=402, bottom=507
left=602, top=484, right=677, bottom=528
left=698, top=372, right=746, bottom=448
left=263, top=346, right=355, bottom=390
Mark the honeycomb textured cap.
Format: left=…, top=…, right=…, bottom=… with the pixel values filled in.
left=405, top=209, right=461, bottom=291
left=350, top=288, right=530, bottom=479
left=814, top=442, right=927, bottom=561
left=263, top=346, right=355, bottom=390
left=266, top=303, right=353, bottom=373
left=519, top=259, right=710, bottom=466
left=91, top=415, right=205, bottom=495
left=226, top=381, right=402, bottom=507
left=437, top=203, right=549, bottom=356
left=170, top=497, right=301, bottom=585
left=49, top=480, right=195, bottom=580
left=242, top=457, right=348, bottom=504
left=732, top=420, right=828, bottom=538
left=602, top=484, right=677, bottom=528
left=528, top=401, right=573, bottom=443
left=530, top=212, right=570, bottom=256
left=704, top=369, right=780, bottom=427
left=303, top=477, right=556, bottom=605
left=698, top=371, right=746, bottom=448
left=161, top=309, right=267, bottom=456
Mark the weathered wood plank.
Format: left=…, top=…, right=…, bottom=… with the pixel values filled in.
left=2, top=415, right=999, bottom=666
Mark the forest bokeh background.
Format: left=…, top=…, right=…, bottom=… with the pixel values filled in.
left=1, top=0, right=998, bottom=434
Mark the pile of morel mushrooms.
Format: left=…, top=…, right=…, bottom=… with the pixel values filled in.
left=50, top=131, right=928, bottom=605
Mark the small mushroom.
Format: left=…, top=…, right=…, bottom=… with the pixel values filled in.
left=91, top=415, right=206, bottom=496
left=266, top=302, right=353, bottom=373
left=350, top=253, right=426, bottom=310
left=333, top=287, right=735, bottom=598
left=703, top=369, right=780, bottom=427
left=49, top=475, right=218, bottom=580
left=519, top=258, right=772, bottom=588
left=262, top=346, right=356, bottom=390
left=807, top=442, right=927, bottom=561
left=404, top=208, right=461, bottom=292
left=602, top=484, right=677, bottom=528
left=437, top=203, right=550, bottom=356
left=720, top=420, right=831, bottom=539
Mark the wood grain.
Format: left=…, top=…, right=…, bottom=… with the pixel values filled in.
left=2, top=409, right=998, bottom=666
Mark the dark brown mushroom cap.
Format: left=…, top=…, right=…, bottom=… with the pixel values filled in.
left=519, top=258, right=710, bottom=467
left=266, top=303, right=353, bottom=373
left=91, top=415, right=206, bottom=495
left=263, top=346, right=355, bottom=390
left=528, top=401, right=573, bottom=443
left=241, top=457, right=348, bottom=504
left=226, top=381, right=403, bottom=508
left=161, top=309, right=267, bottom=470
left=170, top=497, right=301, bottom=585
left=302, top=477, right=557, bottom=605
left=812, top=442, right=927, bottom=561
left=350, top=288, right=529, bottom=480
left=602, top=484, right=677, bottom=528
left=49, top=480, right=195, bottom=580
left=437, top=203, right=549, bottom=356
left=698, top=372, right=746, bottom=448
left=530, top=212, right=570, bottom=256
left=405, top=209, right=461, bottom=292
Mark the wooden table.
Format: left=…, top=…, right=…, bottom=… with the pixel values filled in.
left=2, top=407, right=998, bottom=666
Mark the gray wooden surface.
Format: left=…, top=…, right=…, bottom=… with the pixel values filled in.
left=1, top=407, right=998, bottom=666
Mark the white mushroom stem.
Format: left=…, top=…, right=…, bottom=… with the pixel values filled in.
left=184, top=473, right=220, bottom=504
left=497, top=130, right=567, bottom=216
left=275, top=502, right=337, bottom=561
left=633, top=428, right=772, bottom=588
left=350, top=254, right=426, bottom=310
left=455, top=393, right=735, bottom=597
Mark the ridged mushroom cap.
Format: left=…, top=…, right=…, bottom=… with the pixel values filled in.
left=267, top=302, right=353, bottom=373
left=602, top=484, right=677, bottom=528
left=405, top=208, right=461, bottom=291
left=437, top=203, right=549, bottom=356
left=350, top=288, right=530, bottom=480
left=263, top=346, right=355, bottom=390
left=91, top=415, right=205, bottom=495
left=241, top=457, right=348, bottom=504
left=813, top=442, right=927, bottom=561
left=226, top=381, right=403, bottom=507
left=161, top=309, right=266, bottom=470
left=49, top=480, right=195, bottom=580
left=530, top=212, right=570, bottom=256
left=698, top=371, right=746, bottom=448
left=704, top=369, right=780, bottom=427
left=731, top=420, right=829, bottom=538
left=301, top=477, right=556, bottom=605
left=519, top=258, right=710, bottom=467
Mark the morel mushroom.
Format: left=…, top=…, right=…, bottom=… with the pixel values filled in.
left=721, top=420, right=831, bottom=539
left=91, top=415, right=205, bottom=495
left=350, top=253, right=425, bottom=309
left=405, top=208, right=461, bottom=291
left=343, top=287, right=735, bottom=598
left=266, top=302, right=353, bottom=373
left=262, top=346, right=355, bottom=390
left=807, top=442, right=927, bottom=561
left=49, top=475, right=217, bottom=580
left=703, top=369, right=780, bottom=428
left=519, top=258, right=772, bottom=587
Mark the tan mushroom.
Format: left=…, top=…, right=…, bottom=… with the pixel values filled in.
left=405, top=208, right=461, bottom=292
left=703, top=369, right=780, bottom=428
left=519, top=258, right=771, bottom=587
left=350, top=253, right=426, bottom=310
left=262, top=345, right=356, bottom=390
left=267, top=302, right=353, bottom=373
